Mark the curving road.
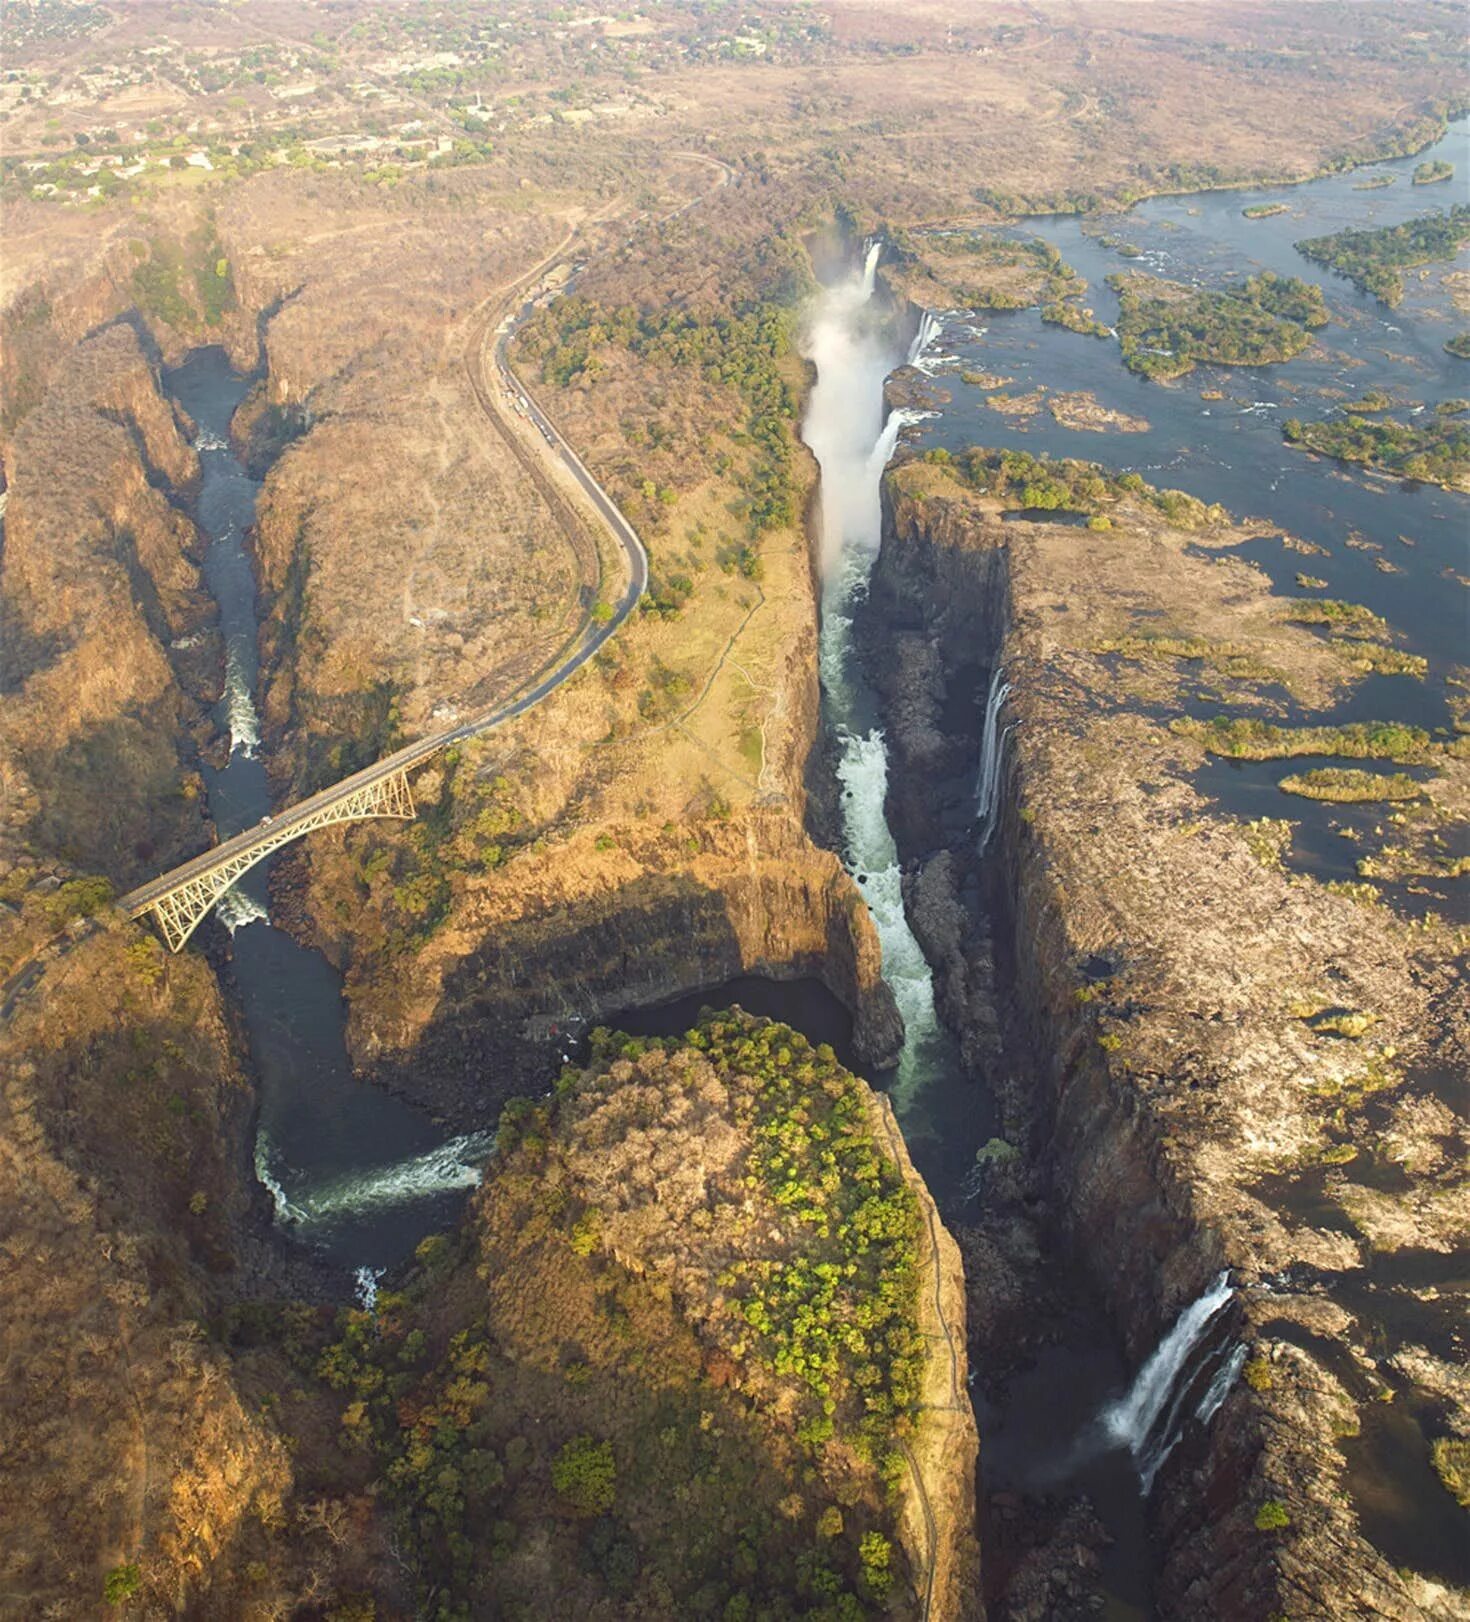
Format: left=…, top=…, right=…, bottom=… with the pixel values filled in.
left=122, top=156, right=732, bottom=931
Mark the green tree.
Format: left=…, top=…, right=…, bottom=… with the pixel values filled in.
left=859, top=1530, right=893, bottom=1598
left=103, top=1563, right=142, bottom=1605
left=1254, top=1499, right=1290, bottom=1531
left=552, top=1435, right=617, bottom=1515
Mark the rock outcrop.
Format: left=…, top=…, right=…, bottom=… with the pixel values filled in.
left=0, top=320, right=217, bottom=885
left=872, top=458, right=1469, bottom=1618
left=282, top=1012, right=979, bottom=1619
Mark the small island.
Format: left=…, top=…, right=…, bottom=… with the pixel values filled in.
left=1446, top=333, right=1470, bottom=359
left=1283, top=410, right=1470, bottom=491
left=1352, top=174, right=1396, bottom=190
left=1295, top=205, right=1470, bottom=306
left=1109, top=270, right=1328, bottom=380
left=1243, top=202, right=1290, bottom=219
left=1413, top=159, right=1455, bottom=185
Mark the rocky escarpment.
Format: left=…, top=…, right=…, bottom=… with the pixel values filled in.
left=251, top=1012, right=978, bottom=1619
left=298, top=766, right=902, bottom=1123
left=0, top=920, right=291, bottom=1618
left=873, top=459, right=1469, bottom=1619
left=0, top=320, right=218, bottom=885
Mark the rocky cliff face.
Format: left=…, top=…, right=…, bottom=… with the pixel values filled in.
left=874, top=462, right=1468, bottom=1619
left=336, top=808, right=903, bottom=1117
left=0, top=320, right=218, bottom=885
left=0, top=921, right=292, bottom=1618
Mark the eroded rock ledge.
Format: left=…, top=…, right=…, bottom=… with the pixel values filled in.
left=873, top=458, right=1468, bottom=1619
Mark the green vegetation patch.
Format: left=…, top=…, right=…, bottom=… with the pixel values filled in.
left=1432, top=1437, right=1470, bottom=1509
left=1282, top=598, right=1390, bottom=639
left=1095, top=634, right=1282, bottom=683
left=1243, top=203, right=1290, bottom=219
left=1109, top=271, right=1327, bottom=381
left=130, top=221, right=237, bottom=331
left=1447, top=334, right=1470, bottom=360
left=1412, top=160, right=1455, bottom=186
left=520, top=295, right=801, bottom=534
left=1040, top=301, right=1110, bottom=337
left=1327, top=640, right=1427, bottom=678
left=1174, top=716, right=1435, bottom=763
left=1294, top=205, right=1470, bottom=306
left=933, top=445, right=1226, bottom=528
left=1278, top=768, right=1427, bottom=803
left=1283, top=411, right=1470, bottom=491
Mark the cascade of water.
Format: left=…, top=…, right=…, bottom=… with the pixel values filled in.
left=975, top=669, right=1012, bottom=849
left=214, top=885, right=269, bottom=933
left=907, top=309, right=942, bottom=365
left=860, top=238, right=882, bottom=298
left=284, top=1131, right=497, bottom=1225
left=354, top=1266, right=385, bottom=1310
left=804, top=250, right=946, bottom=1112
left=1101, top=1271, right=1233, bottom=1491
left=1195, top=1342, right=1247, bottom=1427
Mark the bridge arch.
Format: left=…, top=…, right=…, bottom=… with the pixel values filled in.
left=122, top=765, right=420, bottom=952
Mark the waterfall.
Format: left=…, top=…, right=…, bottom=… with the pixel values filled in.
left=975, top=668, right=1012, bottom=850
left=223, top=636, right=261, bottom=757
left=804, top=248, right=950, bottom=1115
left=214, top=885, right=269, bottom=933
left=1196, top=1341, right=1247, bottom=1427
left=354, top=1266, right=385, bottom=1310
left=860, top=237, right=882, bottom=297
left=1101, top=1271, right=1234, bottom=1492
left=908, top=309, right=942, bottom=365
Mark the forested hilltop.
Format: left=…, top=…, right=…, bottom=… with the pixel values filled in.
left=212, top=1014, right=976, bottom=1619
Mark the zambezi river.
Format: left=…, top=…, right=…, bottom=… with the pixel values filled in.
left=165, top=351, right=492, bottom=1290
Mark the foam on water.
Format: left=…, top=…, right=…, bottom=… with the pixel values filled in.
left=254, top=1134, right=308, bottom=1224
left=215, top=885, right=269, bottom=933
left=285, top=1132, right=496, bottom=1227
left=194, top=427, right=229, bottom=453
left=223, top=638, right=261, bottom=756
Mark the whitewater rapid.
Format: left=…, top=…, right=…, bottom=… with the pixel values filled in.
left=255, top=1130, right=496, bottom=1232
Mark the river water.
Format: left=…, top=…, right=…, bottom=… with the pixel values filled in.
left=165, top=350, right=491, bottom=1282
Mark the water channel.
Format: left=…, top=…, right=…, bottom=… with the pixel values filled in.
left=165, top=350, right=491, bottom=1283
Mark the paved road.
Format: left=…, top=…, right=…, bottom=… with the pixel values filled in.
left=122, top=157, right=732, bottom=923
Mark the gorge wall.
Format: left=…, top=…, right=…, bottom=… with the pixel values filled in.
left=868, top=457, right=1468, bottom=1620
